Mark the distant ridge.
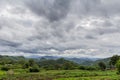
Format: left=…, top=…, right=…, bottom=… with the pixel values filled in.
left=0, top=55, right=110, bottom=66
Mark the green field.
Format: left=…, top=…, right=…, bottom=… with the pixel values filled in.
left=0, top=55, right=119, bottom=80
left=0, top=69, right=119, bottom=80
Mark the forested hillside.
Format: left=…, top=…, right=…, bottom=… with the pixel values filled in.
left=0, top=55, right=119, bottom=80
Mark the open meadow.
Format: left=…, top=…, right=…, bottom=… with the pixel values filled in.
left=0, top=55, right=119, bottom=80
left=0, top=69, right=119, bottom=80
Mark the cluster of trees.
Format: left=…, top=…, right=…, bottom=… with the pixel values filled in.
left=0, top=56, right=101, bottom=72
left=38, top=58, right=78, bottom=70
left=20, top=58, right=79, bottom=72
left=98, top=62, right=106, bottom=71
left=0, top=56, right=80, bottom=72
left=109, top=55, right=120, bottom=74
left=109, top=55, right=120, bottom=69
left=79, top=65, right=98, bottom=70
left=0, top=55, right=120, bottom=74
left=97, top=55, right=120, bottom=74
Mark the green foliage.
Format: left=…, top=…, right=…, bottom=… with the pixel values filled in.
left=0, top=70, right=119, bottom=80
left=0, top=55, right=119, bottom=80
left=22, top=62, right=29, bottom=69
left=29, top=65, right=39, bottom=72
left=110, top=55, right=120, bottom=66
left=0, top=56, right=25, bottom=65
left=116, top=60, right=120, bottom=74
left=28, top=59, right=36, bottom=67
left=98, top=62, right=106, bottom=71
left=38, top=58, right=78, bottom=70
left=79, top=66, right=86, bottom=70
left=1, top=66, right=10, bottom=71
left=79, top=66, right=97, bottom=70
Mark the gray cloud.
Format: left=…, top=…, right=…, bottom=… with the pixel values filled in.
left=26, top=0, right=71, bottom=22
left=0, top=0, right=120, bottom=58
left=0, top=39, right=20, bottom=47
left=70, top=0, right=120, bottom=17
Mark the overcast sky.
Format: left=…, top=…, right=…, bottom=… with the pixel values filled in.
left=0, top=0, right=120, bottom=58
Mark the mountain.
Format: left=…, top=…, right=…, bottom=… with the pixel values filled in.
left=26, top=55, right=112, bottom=66
left=0, top=55, right=111, bottom=67
left=33, top=56, right=59, bottom=60
left=64, top=57, right=110, bottom=66
left=93, top=57, right=111, bottom=67
left=77, top=57, right=110, bottom=66
left=65, top=57, right=98, bottom=66
left=30, top=56, right=101, bottom=66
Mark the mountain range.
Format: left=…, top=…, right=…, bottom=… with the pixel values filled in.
left=30, top=56, right=110, bottom=66
left=0, top=55, right=110, bottom=66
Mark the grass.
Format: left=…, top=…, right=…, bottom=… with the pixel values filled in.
left=0, top=69, right=119, bottom=80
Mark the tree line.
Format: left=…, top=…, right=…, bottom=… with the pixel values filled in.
left=98, top=55, right=120, bottom=74
left=0, top=55, right=120, bottom=74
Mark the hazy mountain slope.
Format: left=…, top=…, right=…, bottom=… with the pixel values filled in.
left=0, top=55, right=111, bottom=67
left=93, top=58, right=111, bottom=67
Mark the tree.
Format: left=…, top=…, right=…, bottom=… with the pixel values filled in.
left=98, top=62, right=106, bottom=71
left=28, top=59, right=35, bottom=67
left=110, top=55, right=120, bottom=65
left=22, top=62, right=29, bottom=69
left=29, top=65, right=39, bottom=72
left=109, top=55, right=120, bottom=69
left=1, top=66, right=10, bottom=71
left=116, top=60, right=120, bottom=74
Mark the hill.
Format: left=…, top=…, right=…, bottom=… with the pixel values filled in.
left=93, top=57, right=111, bottom=67
left=0, top=55, right=111, bottom=67
left=28, top=55, right=111, bottom=66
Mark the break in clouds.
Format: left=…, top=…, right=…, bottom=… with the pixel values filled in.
left=0, top=0, right=120, bottom=58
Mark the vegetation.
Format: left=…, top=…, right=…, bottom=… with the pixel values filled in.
left=1, top=65, right=10, bottom=71
left=98, top=62, right=106, bottom=71
left=109, top=55, right=120, bottom=69
left=0, top=55, right=119, bottom=80
left=116, top=60, right=120, bottom=74
left=0, top=70, right=119, bottom=80
left=29, top=66, right=39, bottom=72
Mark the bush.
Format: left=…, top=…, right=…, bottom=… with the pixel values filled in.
left=1, top=66, right=10, bottom=71
left=22, top=63, right=29, bottom=69
left=116, top=60, right=120, bottom=74
left=79, top=66, right=86, bottom=70
left=29, top=66, right=39, bottom=72
left=98, top=62, right=106, bottom=71
left=86, top=66, right=97, bottom=70
left=79, top=66, right=97, bottom=70
left=7, top=70, right=14, bottom=75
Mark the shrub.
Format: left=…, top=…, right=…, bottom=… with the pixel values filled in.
left=86, top=66, right=97, bottom=70
left=79, top=66, right=97, bottom=70
left=98, top=62, right=106, bottom=71
left=29, top=66, right=39, bottom=72
left=116, top=60, right=120, bottom=74
left=22, top=63, right=29, bottom=69
left=1, top=66, right=10, bottom=71
left=7, top=70, right=14, bottom=75
left=79, top=66, right=86, bottom=70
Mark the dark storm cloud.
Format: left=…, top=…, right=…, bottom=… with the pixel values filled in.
left=26, top=0, right=72, bottom=22
left=0, top=39, right=20, bottom=47
left=85, top=35, right=97, bottom=39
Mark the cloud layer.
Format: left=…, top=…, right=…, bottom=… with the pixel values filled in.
left=0, top=0, right=120, bottom=58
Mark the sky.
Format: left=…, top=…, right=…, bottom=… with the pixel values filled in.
left=0, top=0, right=120, bottom=58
